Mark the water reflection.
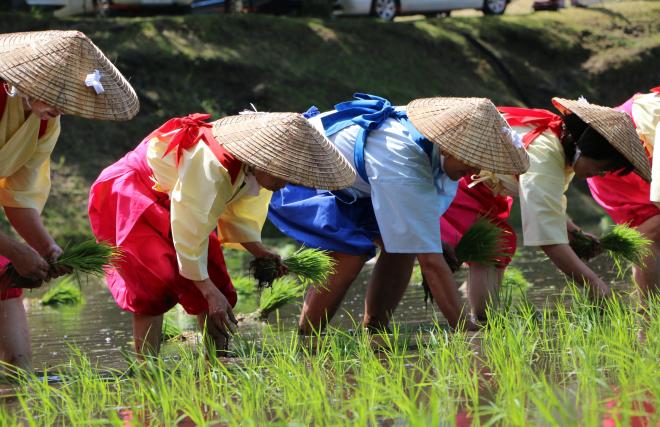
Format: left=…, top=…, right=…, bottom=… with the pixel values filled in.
left=24, top=245, right=631, bottom=369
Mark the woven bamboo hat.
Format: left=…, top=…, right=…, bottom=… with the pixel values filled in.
left=0, top=30, right=139, bottom=121
left=406, top=97, right=529, bottom=175
left=552, top=97, right=650, bottom=182
left=212, top=112, right=356, bottom=190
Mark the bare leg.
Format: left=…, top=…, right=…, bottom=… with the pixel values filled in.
left=197, top=313, right=229, bottom=358
left=299, top=252, right=369, bottom=334
left=466, top=264, right=503, bottom=321
left=633, top=215, right=660, bottom=297
left=363, top=252, right=416, bottom=330
left=0, top=297, right=31, bottom=371
left=132, top=313, right=163, bottom=358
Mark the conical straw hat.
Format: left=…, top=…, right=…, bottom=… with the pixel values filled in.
left=0, top=30, right=139, bottom=121
left=212, top=112, right=356, bottom=190
left=552, top=97, right=651, bottom=182
left=407, top=97, right=529, bottom=175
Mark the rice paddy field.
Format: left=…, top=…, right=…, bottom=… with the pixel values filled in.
left=0, top=1, right=658, bottom=425
left=0, top=242, right=657, bottom=426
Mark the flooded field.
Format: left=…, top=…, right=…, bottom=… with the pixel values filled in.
left=2, top=241, right=658, bottom=426
left=23, top=245, right=591, bottom=369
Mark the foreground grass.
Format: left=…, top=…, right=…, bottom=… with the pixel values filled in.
left=0, top=288, right=657, bottom=426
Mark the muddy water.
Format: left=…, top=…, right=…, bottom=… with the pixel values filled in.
left=23, top=245, right=628, bottom=370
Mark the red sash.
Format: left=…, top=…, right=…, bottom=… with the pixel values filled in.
left=0, top=80, right=49, bottom=138
left=498, top=106, right=563, bottom=148
left=147, top=113, right=242, bottom=184
left=651, top=86, right=660, bottom=94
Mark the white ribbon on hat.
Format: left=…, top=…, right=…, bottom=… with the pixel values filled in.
left=239, top=103, right=259, bottom=115
left=577, top=95, right=589, bottom=105
left=85, top=69, right=105, bottom=95
left=501, top=126, right=524, bottom=149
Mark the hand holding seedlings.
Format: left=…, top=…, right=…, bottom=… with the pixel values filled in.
left=441, top=241, right=461, bottom=273
left=569, top=224, right=652, bottom=274
left=4, top=242, right=49, bottom=288
left=568, top=229, right=603, bottom=261
left=42, top=242, right=73, bottom=280
left=2, top=240, right=121, bottom=289
left=251, top=247, right=335, bottom=289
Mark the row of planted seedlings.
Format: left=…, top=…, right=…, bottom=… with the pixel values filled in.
left=2, top=289, right=656, bottom=426
left=1, top=224, right=658, bottom=425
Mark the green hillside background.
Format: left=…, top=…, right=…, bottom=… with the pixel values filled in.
left=1, top=0, right=658, bottom=241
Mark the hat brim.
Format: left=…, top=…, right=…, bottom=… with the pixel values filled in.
left=212, top=113, right=356, bottom=190
left=552, top=97, right=650, bottom=182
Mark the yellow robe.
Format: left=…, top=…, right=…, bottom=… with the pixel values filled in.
left=146, top=135, right=272, bottom=281
left=0, top=93, right=61, bottom=212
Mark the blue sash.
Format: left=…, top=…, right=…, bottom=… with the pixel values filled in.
left=304, top=93, right=433, bottom=182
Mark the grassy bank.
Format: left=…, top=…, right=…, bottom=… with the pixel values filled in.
left=0, top=1, right=658, bottom=240
left=0, top=288, right=657, bottom=426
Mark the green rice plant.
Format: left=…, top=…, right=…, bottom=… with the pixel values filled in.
left=3, top=240, right=121, bottom=288
left=454, top=217, right=509, bottom=266
left=257, top=277, right=305, bottom=320
left=161, top=316, right=183, bottom=342
left=251, top=247, right=335, bottom=288
left=232, top=275, right=256, bottom=296
left=39, top=277, right=82, bottom=306
left=496, top=266, right=532, bottom=313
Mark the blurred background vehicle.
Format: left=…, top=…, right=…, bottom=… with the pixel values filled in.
left=333, top=0, right=510, bottom=20
left=18, top=0, right=303, bottom=16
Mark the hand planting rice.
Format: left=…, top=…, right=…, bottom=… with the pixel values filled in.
left=250, top=247, right=335, bottom=289
left=2, top=240, right=121, bottom=289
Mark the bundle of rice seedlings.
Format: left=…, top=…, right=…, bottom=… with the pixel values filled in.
left=251, top=247, right=335, bottom=289
left=454, top=217, right=509, bottom=266
left=422, top=218, right=508, bottom=305
left=502, top=267, right=531, bottom=292
left=600, top=224, right=652, bottom=274
left=232, top=275, right=257, bottom=296
left=161, top=317, right=183, bottom=342
left=40, top=277, right=82, bottom=306
left=570, top=225, right=652, bottom=274
left=257, top=277, right=305, bottom=320
left=4, top=240, right=121, bottom=288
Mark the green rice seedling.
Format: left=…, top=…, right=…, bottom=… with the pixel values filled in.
left=251, top=247, right=335, bottom=288
left=39, top=277, right=82, bottom=306
left=3, top=240, right=121, bottom=288
left=257, top=277, right=305, bottom=320
left=161, top=316, right=183, bottom=342
left=496, top=266, right=532, bottom=311
left=232, top=275, right=256, bottom=296
left=454, top=217, right=509, bottom=267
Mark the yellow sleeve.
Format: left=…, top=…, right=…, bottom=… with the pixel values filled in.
left=218, top=183, right=272, bottom=244
left=170, top=143, right=232, bottom=281
left=0, top=119, right=60, bottom=212
left=519, top=133, right=571, bottom=246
